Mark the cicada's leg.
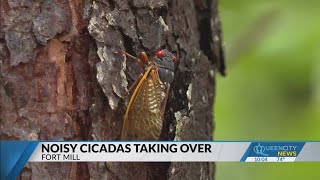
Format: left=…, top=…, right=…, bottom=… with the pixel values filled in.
left=138, top=52, right=149, bottom=65
left=116, top=46, right=148, bottom=68
left=160, top=84, right=171, bottom=117
left=122, top=74, right=143, bottom=97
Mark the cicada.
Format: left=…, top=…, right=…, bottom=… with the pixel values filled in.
left=117, top=48, right=177, bottom=140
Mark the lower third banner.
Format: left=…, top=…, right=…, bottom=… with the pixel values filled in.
left=1, top=141, right=320, bottom=179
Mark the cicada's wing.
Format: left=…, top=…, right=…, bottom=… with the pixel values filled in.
left=121, top=66, right=164, bottom=140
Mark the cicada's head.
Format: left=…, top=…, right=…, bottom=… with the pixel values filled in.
left=154, top=49, right=177, bottom=84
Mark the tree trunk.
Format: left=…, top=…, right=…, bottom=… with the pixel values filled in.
left=0, top=0, right=224, bottom=179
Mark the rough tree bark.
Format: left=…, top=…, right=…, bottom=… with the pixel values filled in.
left=0, top=0, right=225, bottom=179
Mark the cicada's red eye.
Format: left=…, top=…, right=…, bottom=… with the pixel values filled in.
left=173, top=56, right=177, bottom=63
left=156, top=50, right=165, bottom=58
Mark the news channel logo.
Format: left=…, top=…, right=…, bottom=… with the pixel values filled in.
left=248, top=142, right=305, bottom=157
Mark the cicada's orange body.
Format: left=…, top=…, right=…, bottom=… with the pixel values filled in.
left=118, top=48, right=176, bottom=140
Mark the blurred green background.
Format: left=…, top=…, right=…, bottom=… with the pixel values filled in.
left=215, top=0, right=320, bottom=179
